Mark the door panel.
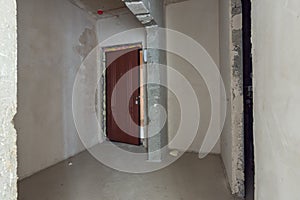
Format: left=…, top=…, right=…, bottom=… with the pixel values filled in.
left=106, top=48, right=140, bottom=145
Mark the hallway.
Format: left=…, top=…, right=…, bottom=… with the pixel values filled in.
left=18, top=151, right=236, bottom=200
left=3, top=0, right=300, bottom=199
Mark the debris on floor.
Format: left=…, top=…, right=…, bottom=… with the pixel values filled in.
left=169, top=150, right=179, bottom=157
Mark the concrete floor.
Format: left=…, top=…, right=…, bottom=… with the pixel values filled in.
left=18, top=149, right=236, bottom=200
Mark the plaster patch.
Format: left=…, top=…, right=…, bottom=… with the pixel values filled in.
left=74, top=26, right=98, bottom=59
left=232, top=14, right=242, bottom=30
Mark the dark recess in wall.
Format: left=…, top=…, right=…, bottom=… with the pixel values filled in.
left=242, top=0, right=254, bottom=200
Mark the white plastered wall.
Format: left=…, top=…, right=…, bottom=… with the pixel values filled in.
left=252, top=0, right=300, bottom=199
left=16, top=1, right=146, bottom=180
left=166, top=0, right=221, bottom=153
left=15, top=0, right=98, bottom=179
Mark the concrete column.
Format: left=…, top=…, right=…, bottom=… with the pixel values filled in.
left=146, top=26, right=168, bottom=161
left=124, top=0, right=168, bottom=161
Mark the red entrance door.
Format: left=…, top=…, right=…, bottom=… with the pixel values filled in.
left=106, top=48, right=141, bottom=145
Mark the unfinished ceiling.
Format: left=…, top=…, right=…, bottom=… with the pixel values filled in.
left=69, top=0, right=192, bottom=20
left=69, top=0, right=127, bottom=19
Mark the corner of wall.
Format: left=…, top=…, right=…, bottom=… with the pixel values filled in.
left=0, top=0, right=18, bottom=199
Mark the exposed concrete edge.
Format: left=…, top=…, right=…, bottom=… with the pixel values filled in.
left=0, top=0, right=18, bottom=199
left=230, top=0, right=244, bottom=197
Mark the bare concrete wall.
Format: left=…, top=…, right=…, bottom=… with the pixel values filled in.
left=252, top=0, right=300, bottom=199
left=0, top=0, right=17, bottom=199
left=15, top=0, right=98, bottom=179
left=166, top=0, right=220, bottom=153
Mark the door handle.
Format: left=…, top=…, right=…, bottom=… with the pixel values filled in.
left=135, top=96, right=140, bottom=105
left=135, top=98, right=141, bottom=104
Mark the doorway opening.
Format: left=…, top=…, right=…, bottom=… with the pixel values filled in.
left=12, top=0, right=256, bottom=199
left=102, top=43, right=147, bottom=148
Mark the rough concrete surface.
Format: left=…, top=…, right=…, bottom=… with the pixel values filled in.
left=0, top=0, right=18, bottom=199
left=219, top=0, right=244, bottom=197
left=230, top=0, right=244, bottom=196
